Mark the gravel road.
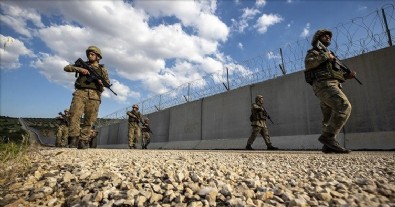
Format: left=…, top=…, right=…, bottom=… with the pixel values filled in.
left=1, top=148, right=394, bottom=207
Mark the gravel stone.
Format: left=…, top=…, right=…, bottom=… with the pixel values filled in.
left=0, top=149, right=394, bottom=206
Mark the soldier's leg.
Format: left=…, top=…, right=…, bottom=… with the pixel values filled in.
left=315, top=82, right=351, bottom=153
left=68, top=91, right=85, bottom=138
left=259, top=123, right=271, bottom=145
left=61, top=126, right=69, bottom=147
left=141, top=132, right=146, bottom=148
left=246, top=126, right=261, bottom=149
left=320, top=101, right=332, bottom=133
left=324, top=92, right=351, bottom=136
left=315, top=82, right=352, bottom=136
left=56, top=127, right=62, bottom=147
left=145, top=133, right=151, bottom=148
left=128, top=123, right=134, bottom=148
left=79, top=99, right=100, bottom=149
left=260, top=125, right=279, bottom=150
left=134, top=127, right=141, bottom=147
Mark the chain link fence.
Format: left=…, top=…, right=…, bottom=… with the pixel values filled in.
left=98, top=4, right=394, bottom=127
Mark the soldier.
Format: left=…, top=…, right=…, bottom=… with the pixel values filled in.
left=127, top=104, right=144, bottom=149
left=304, top=29, right=355, bottom=153
left=141, top=118, right=153, bottom=149
left=64, top=46, right=111, bottom=149
left=55, top=109, right=69, bottom=147
left=246, top=95, right=279, bottom=150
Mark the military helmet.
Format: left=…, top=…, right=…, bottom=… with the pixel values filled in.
left=132, top=104, right=139, bottom=109
left=311, top=29, right=332, bottom=46
left=144, top=118, right=149, bottom=122
left=64, top=109, right=69, bottom=112
left=255, top=95, right=264, bottom=103
left=86, top=45, right=102, bottom=59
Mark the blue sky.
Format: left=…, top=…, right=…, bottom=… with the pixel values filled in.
left=0, top=0, right=392, bottom=118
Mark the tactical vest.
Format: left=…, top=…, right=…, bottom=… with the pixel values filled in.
left=128, top=111, right=141, bottom=123
left=305, top=49, right=345, bottom=85
left=250, top=105, right=267, bottom=121
left=74, top=63, right=105, bottom=92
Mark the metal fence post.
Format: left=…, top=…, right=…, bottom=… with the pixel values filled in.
left=382, top=8, right=393, bottom=46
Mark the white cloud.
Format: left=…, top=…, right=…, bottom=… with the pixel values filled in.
left=255, top=13, right=284, bottom=34
left=103, top=79, right=138, bottom=102
left=0, top=35, right=34, bottom=70
left=267, top=51, right=280, bottom=60
left=256, top=0, right=267, bottom=8
left=134, top=0, right=228, bottom=41
left=1, top=1, right=231, bottom=102
left=238, top=42, right=244, bottom=50
left=232, top=7, right=260, bottom=33
left=300, top=23, right=310, bottom=38
left=0, top=2, right=44, bottom=38
left=31, top=53, right=74, bottom=86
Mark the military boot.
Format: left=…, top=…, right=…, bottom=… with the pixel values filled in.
left=245, top=144, right=254, bottom=150
left=321, top=145, right=333, bottom=153
left=69, top=137, right=78, bottom=148
left=129, top=145, right=136, bottom=149
left=77, top=140, right=89, bottom=149
left=267, top=144, right=279, bottom=150
left=318, top=134, right=351, bottom=154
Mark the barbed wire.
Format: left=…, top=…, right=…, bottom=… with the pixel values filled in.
left=98, top=4, right=394, bottom=127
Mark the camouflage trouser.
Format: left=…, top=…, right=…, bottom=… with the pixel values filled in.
left=68, top=89, right=101, bottom=142
left=56, top=125, right=68, bottom=147
left=142, top=132, right=151, bottom=147
left=313, top=80, right=352, bottom=135
left=247, top=122, right=272, bottom=146
left=128, top=122, right=141, bottom=147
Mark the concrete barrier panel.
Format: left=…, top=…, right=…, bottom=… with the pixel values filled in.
left=345, top=131, right=395, bottom=150
left=118, top=121, right=128, bottom=144
left=98, top=125, right=110, bottom=145
left=169, top=100, right=202, bottom=142
left=202, top=85, right=251, bottom=141
left=147, top=109, right=170, bottom=143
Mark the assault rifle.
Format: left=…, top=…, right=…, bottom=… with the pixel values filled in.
left=261, top=106, right=274, bottom=124
left=316, top=40, right=362, bottom=85
left=74, top=58, right=118, bottom=95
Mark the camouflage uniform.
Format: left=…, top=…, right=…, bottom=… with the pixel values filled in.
left=127, top=104, right=143, bottom=149
left=55, top=110, right=69, bottom=147
left=246, top=95, right=278, bottom=150
left=64, top=46, right=110, bottom=149
left=304, top=29, right=353, bottom=153
left=89, top=128, right=98, bottom=148
left=141, top=118, right=152, bottom=149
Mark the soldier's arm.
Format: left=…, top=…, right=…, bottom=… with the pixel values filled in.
left=64, top=64, right=85, bottom=73
left=304, top=50, right=330, bottom=70
left=252, top=103, right=264, bottom=112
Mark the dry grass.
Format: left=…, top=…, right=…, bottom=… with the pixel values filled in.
left=0, top=135, right=34, bottom=187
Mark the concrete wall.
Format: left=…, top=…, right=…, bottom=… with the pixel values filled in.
left=98, top=46, right=395, bottom=150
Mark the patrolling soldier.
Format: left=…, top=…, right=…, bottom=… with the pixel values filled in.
left=246, top=95, right=279, bottom=150
left=64, top=46, right=111, bottom=149
left=55, top=109, right=69, bottom=147
left=304, top=29, right=356, bottom=153
left=141, top=118, right=153, bottom=149
left=127, top=104, right=144, bottom=149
